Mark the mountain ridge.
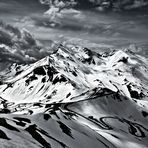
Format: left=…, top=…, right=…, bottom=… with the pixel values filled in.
left=0, top=43, right=148, bottom=148
left=0, top=44, right=148, bottom=112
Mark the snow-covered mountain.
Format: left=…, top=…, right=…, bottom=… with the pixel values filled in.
left=0, top=44, right=148, bottom=147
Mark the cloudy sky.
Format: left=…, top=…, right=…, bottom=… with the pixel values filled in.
left=0, top=0, right=148, bottom=48
left=0, top=0, right=148, bottom=71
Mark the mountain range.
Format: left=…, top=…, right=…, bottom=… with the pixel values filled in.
left=0, top=43, right=148, bottom=147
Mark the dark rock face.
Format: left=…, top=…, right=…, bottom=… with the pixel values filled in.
left=25, top=75, right=38, bottom=86
left=142, top=111, right=148, bottom=117
left=33, top=66, right=46, bottom=75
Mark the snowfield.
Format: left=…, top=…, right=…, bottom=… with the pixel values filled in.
left=0, top=44, right=148, bottom=148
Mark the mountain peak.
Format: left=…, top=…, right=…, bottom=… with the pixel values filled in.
left=0, top=44, right=147, bottom=115
left=0, top=43, right=148, bottom=148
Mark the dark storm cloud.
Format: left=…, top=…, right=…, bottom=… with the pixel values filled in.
left=0, top=1, right=19, bottom=14
left=39, top=0, right=148, bottom=11
left=31, top=9, right=136, bottom=39
left=0, top=0, right=47, bottom=15
left=0, top=22, right=53, bottom=67
left=33, top=0, right=147, bottom=39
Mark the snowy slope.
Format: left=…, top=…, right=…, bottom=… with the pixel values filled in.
left=0, top=44, right=148, bottom=148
